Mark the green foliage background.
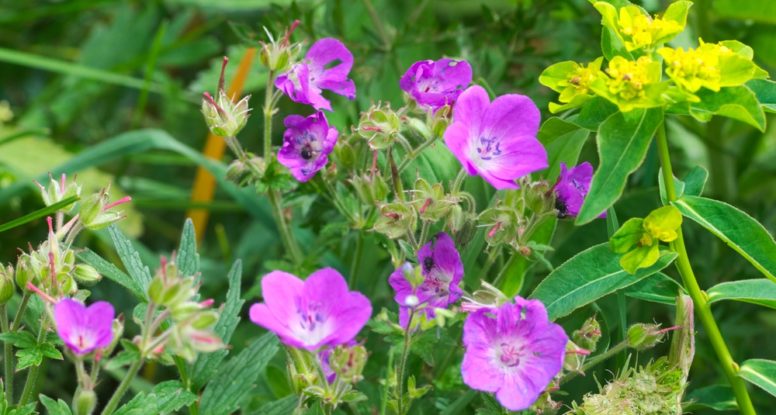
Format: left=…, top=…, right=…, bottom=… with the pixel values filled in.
left=0, top=0, right=774, bottom=413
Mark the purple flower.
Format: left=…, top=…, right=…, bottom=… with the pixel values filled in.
left=53, top=298, right=115, bottom=355
left=444, top=85, right=546, bottom=190
left=249, top=268, right=372, bottom=351
left=553, top=162, right=606, bottom=219
left=388, top=232, right=463, bottom=327
left=462, top=297, right=567, bottom=411
left=400, top=59, right=472, bottom=111
left=275, top=38, right=356, bottom=111
left=277, top=111, right=338, bottom=182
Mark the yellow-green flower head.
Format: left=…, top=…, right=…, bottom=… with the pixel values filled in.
left=593, top=56, right=663, bottom=111
left=540, top=58, right=604, bottom=113
left=594, top=1, right=691, bottom=52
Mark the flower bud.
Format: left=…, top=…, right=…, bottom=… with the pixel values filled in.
left=330, top=344, right=368, bottom=384
left=572, top=316, right=602, bottom=353
left=351, top=173, right=389, bottom=205
left=37, top=173, right=81, bottom=213
left=15, top=254, right=35, bottom=289
left=373, top=202, right=417, bottom=239
left=0, top=265, right=15, bottom=305
left=357, top=103, right=401, bottom=150
left=73, top=388, right=97, bottom=415
left=78, top=188, right=131, bottom=231
left=411, top=178, right=452, bottom=221
left=259, top=21, right=302, bottom=72
left=446, top=204, right=466, bottom=234
left=627, top=323, right=667, bottom=351
left=431, top=106, right=451, bottom=138
left=73, top=264, right=101, bottom=285
left=202, top=90, right=251, bottom=138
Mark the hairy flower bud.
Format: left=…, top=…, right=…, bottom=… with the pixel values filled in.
left=201, top=57, right=252, bottom=138
left=627, top=323, right=667, bottom=351
left=0, top=264, right=15, bottom=305
left=351, top=173, right=389, bottom=205
left=73, top=264, right=101, bottom=285
left=572, top=316, right=602, bottom=353
left=330, top=344, right=368, bottom=383
left=15, top=254, right=34, bottom=289
left=36, top=173, right=81, bottom=213
left=373, top=202, right=417, bottom=239
left=259, top=21, right=302, bottom=72
left=73, top=388, right=97, bottom=415
left=78, top=188, right=131, bottom=231
left=357, top=103, right=401, bottom=150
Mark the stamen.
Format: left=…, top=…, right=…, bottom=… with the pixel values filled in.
left=218, top=56, right=229, bottom=94
left=103, top=196, right=132, bottom=211
left=281, top=19, right=301, bottom=47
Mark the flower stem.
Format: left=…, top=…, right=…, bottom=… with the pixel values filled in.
left=655, top=123, right=756, bottom=415
left=0, top=305, right=13, bottom=403
left=19, top=319, right=48, bottom=406
left=560, top=340, right=629, bottom=385
left=349, top=232, right=363, bottom=287
left=396, top=310, right=415, bottom=415
left=11, top=291, right=31, bottom=331
left=262, top=70, right=275, bottom=159
left=100, top=358, right=144, bottom=415
left=397, top=136, right=438, bottom=173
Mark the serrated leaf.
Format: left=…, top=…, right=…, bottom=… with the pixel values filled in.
left=39, top=395, right=73, bottom=415
left=576, top=108, right=664, bottom=224
left=77, top=248, right=144, bottom=299
left=707, top=279, right=776, bottom=309
left=251, top=395, right=298, bottom=415
left=689, top=86, right=766, bottom=131
left=114, top=380, right=197, bottom=415
left=0, top=332, right=37, bottom=349
left=192, top=260, right=245, bottom=389
left=199, top=334, right=279, bottom=415
left=739, top=359, right=776, bottom=398
left=530, top=243, right=677, bottom=320
left=672, top=196, right=776, bottom=282
left=16, top=347, right=43, bottom=370
left=177, top=218, right=199, bottom=277
left=108, top=225, right=153, bottom=294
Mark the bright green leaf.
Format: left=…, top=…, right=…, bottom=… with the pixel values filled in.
left=610, top=217, right=645, bottom=254
left=707, top=279, right=776, bottom=309
left=673, top=196, right=776, bottom=282
left=78, top=248, right=144, bottom=299
left=576, top=108, right=664, bottom=224
left=747, top=79, right=776, bottom=113
left=620, top=244, right=660, bottom=274
left=530, top=243, right=677, bottom=320
left=689, top=86, right=766, bottom=131
left=684, top=385, right=737, bottom=411
left=739, top=359, right=776, bottom=398
left=39, top=395, right=73, bottom=415
left=623, top=272, right=681, bottom=305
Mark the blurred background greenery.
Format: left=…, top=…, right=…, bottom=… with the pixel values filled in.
left=0, top=0, right=774, bottom=412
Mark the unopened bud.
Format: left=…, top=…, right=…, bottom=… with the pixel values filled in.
left=73, top=264, right=101, bottom=284
left=37, top=173, right=81, bottom=213
left=73, top=388, right=97, bottom=415
left=0, top=265, right=15, bottom=304
left=14, top=255, right=34, bottom=289
left=573, top=317, right=602, bottom=353
left=330, top=344, right=368, bottom=383
left=357, top=103, right=401, bottom=150
left=373, top=202, right=417, bottom=239
left=627, top=323, right=667, bottom=351
left=202, top=90, right=251, bottom=138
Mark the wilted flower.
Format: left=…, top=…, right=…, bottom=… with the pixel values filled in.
left=444, top=86, right=546, bottom=190
left=249, top=268, right=372, bottom=350
left=275, top=38, right=356, bottom=111
left=553, top=162, right=605, bottom=219
left=400, top=58, right=472, bottom=111
left=388, top=232, right=463, bottom=327
left=461, top=296, right=567, bottom=411
left=277, top=112, right=338, bottom=182
left=201, top=57, right=251, bottom=137
left=54, top=298, right=115, bottom=355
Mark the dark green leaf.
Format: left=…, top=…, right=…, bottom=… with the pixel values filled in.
left=622, top=272, right=682, bottom=305
left=108, top=225, right=153, bottom=294
left=0, top=332, right=37, bottom=349
left=530, top=243, right=677, bottom=320
left=747, top=79, right=776, bottom=112
left=114, top=380, right=197, bottom=415
left=707, top=279, right=776, bottom=309
left=251, top=395, right=298, bottom=415
left=684, top=385, right=737, bottom=411
left=177, top=218, right=199, bottom=277
left=77, top=248, right=144, bottom=299
left=739, top=359, right=776, bottom=398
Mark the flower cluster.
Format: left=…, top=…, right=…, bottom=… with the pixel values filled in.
left=610, top=205, right=683, bottom=273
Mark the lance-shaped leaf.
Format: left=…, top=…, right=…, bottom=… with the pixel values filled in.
left=672, top=196, right=776, bottom=282
left=707, top=279, right=776, bottom=310
left=530, top=243, right=677, bottom=320
left=739, top=359, right=776, bottom=398
left=576, top=108, right=663, bottom=224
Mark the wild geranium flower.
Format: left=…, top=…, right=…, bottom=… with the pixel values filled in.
left=444, top=86, right=546, bottom=190
left=399, top=58, right=472, bottom=111
left=275, top=38, right=356, bottom=111
left=462, top=296, right=568, bottom=411
left=388, top=232, right=463, bottom=327
left=553, top=162, right=605, bottom=219
left=277, top=112, right=338, bottom=182
left=249, top=268, right=372, bottom=351
left=54, top=298, right=115, bottom=355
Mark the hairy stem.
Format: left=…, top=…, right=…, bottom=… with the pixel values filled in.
left=1, top=305, right=12, bottom=403
left=656, top=123, right=756, bottom=415
left=100, top=358, right=144, bottom=415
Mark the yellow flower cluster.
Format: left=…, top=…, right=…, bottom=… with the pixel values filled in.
left=617, top=5, right=683, bottom=51
left=605, top=56, right=655, bottom=102
left=659, top=44, right=723, bottom=92
left=558, top=60, right=602, bottom=101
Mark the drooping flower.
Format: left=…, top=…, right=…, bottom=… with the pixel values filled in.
left=277, top=111, right=338, bottom=182
left=461, top=296, right=568, bottom=412
left=444, top=86, right=546, bottom=190
left=53, top=298, right=115, bottom=355
left=400, top=58, right=472, bottom=111
left=249, top=268, right=372, bottom=351
left=388, top=232, right=463, bottom=327
left=553, top=162, right=605, bottom=219
left=275, top=38, right=356, bottom=111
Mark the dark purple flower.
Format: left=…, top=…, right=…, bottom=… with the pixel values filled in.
left=553, top=162, right=606, bottom=219
left=275, top=38, right=356, bottom=111
left=444, top=85, right=546, bottom=190
left=249, top=268, right=372, bottom=351
left=400, top=59, right=472, bottom=111
left=53, top=298, right=115, bottom=355
left=388, top=232, right=463, bottom=327
left=277, top=111, right=338, bottom=182
left=462, top=297, right=567, bottom=411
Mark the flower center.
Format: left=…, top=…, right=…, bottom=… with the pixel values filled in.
left=70, top=329, right=96, bottom=352
left=301, top=144, right=314, bottom=160
left=497, top=341, right=525, bottom=368
left=476, top=136, right=502, bottom=161
left=294, top=300, right=331, bottom=346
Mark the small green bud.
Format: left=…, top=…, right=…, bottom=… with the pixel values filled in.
left=14, top=255, right=34, bottom=289
left=351, top=173, right=389, bottom=205
left=73, top=264, right=101, bottom=284
left=330, top=344, right=368, bottom=383
left=572, top=317, right=602, bottom=353
left=37, top=173, right=81, bottom=213
left=148, top=275, right=165, bottom=304
left=373, top=202, right=417, bottom=239
left=190, top=310, right=219, bottom=330
left=202, top=89, right=251, bottom=138
left=431, top=107, right=451, bottom=139
left=627, top=323, right=667, bottom=351
left=0, top=265, right=15, bottom=304
left=412, top=178, right=451, bottom=221
left=357, top=103, right=401, bottom=150
left=73, top=388, right=97, bottom=415
left=446, top=204, right=466, bottom=234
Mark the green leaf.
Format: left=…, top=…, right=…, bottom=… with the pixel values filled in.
left=16, top=347, right=43, bottom=370
left=0, top=332, right=37, bottom=349
left=707, top=279, right=776, bottom=309
left=0, top=195, right=80, bottom=233
left=251, top=395, right=298, bottom=415
left=576, top=108, right=664, bottom=224
left=622, top=272, right=681, bottom=305
left=108, top=225, right=153, bottom=294
left=192, top=260, right=245, bottom=389
left=199, top=333, right=279, bottom=415
left=114, top=380, right=197, bottom=415
left=177, top=218, right=199, bottom=278
left=537, top=118, right=590, bottom=182
left=739, top=359, right=776, bottom=398
left=684, top=385, right=737, bottom=411
left=747, top=79, right=776, bottom=113
left=39, top=395, right=73, bottom=415
left=530, top=243, right=678, bottom=320
left=77, top=248, right=144, bottom=299
left=682, top=165, right=708, bottom=197
left=570, top=96, right=618, bottom=131
left=672, top=196, right=776, bottom=282
left=689, top=86, right=766, bottom=131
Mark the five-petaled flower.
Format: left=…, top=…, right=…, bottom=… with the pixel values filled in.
left=462, top=296, right=567, bottom=411
left=553, top=162, right=606, bottom=219
left=388, top=232, right=463, bottom=328
left=400, top=59, right=472, bottom=111
left=249, top=268, right=372, bottom=351
left=444, top=85, right=546, bottom=189
left=54, top=298, right=115, bottom=355
left=275, top=38, right=356, bottom=111
left=278, top=111, right=338, bottom=182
